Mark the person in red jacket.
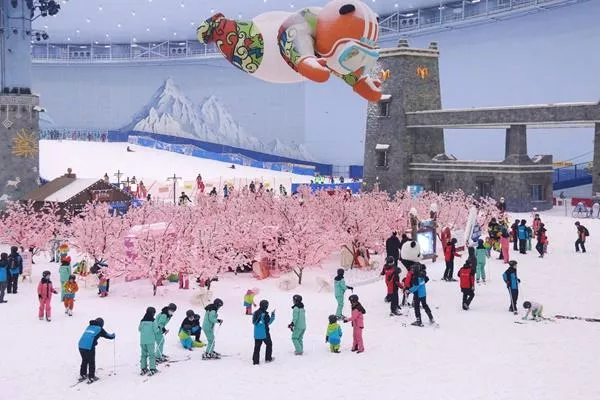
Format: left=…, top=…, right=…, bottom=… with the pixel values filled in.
left=535, top=223, right=548, bottom=258
left=457, top=261, right=475, bottom=310
left=401, top=266, right=413, bottom=307
left=380, top=256, right=402, bottom=316
left=380, top=257, right=394, bottom=303
left=443, top=238, right=461, bottom=282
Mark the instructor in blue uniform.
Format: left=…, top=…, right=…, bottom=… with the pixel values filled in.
left=78, top=317, right=115, bottom=383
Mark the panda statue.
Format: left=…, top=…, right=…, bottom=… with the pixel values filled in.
left=400, top=240, right=421, bottom=270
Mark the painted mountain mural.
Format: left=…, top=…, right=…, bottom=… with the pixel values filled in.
left=121, top=78, right=315, bottom=161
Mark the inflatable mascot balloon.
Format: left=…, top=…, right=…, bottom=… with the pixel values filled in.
left=197, top=0, right=383, bottom=102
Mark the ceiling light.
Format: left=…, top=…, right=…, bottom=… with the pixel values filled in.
left=173, top=32, right=177, bottom=36
left=67, top=37, right=71, bottom=41
left=75, top=29, right=80, bottom=34
left=94, top=41, right=99, bottom=44
left=86, top=18, right=91, bottom=23
left=104, top=45, right=111, bottom=48
left=98, top=5, right=102, bottom=11
left=394, top=3, right=399, bottom=7
left=79, top=45, right=87, bottom=49
left=438, top=5, right=447, bottom=10
left=132, top=37, right=137, bottom=42
left=162, top=16, right=166, bottom=21
left=238, top=14, right=242, bottom=18
left=210, top=9, right=214, bottom=13
left=470, top=0, right=481, bottom=3
left=44, top=25, right=48, bottom=29
left=178, top=42, right=186, bottom=46
left=146, top=27, right=150, bottom=31
left=290, top=4, right=295, bottom=8
left=117, top=23, right=121, bottom=28
left=105, top=33, right=109, bottom=38
left=189, top=21, right=194, bottom=26
left=180, top=2, right=185, bottom=7
left=131, top=10, right=136, bottom=16
left=402, top=13, right=415, bottom=17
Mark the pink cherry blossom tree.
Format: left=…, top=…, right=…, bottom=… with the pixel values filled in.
left=0, top=201, right=59, bottom=253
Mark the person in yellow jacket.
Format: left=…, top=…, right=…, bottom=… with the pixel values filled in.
left=244, top=289, right=257, bottom=315
left=63, top=275, right=79, bottom=316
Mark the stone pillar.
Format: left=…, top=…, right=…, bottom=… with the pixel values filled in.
left=504, top=124, right=529, bottom=163
left=593, top=123, right=600, bottom=196
left=1, top=0, right=33, bottom=90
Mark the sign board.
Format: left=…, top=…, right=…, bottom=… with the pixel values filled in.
left=407, top=185, right=424, bottom=199
left=91, top=190, right=110, bottom=202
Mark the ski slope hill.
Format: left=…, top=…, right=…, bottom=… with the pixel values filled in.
left=39, top=140, right=313, bottom=197
left=0, top=209, right=598, bottom=400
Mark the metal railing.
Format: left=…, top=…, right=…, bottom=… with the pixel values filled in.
left=30, top=0, right=588, bottom=63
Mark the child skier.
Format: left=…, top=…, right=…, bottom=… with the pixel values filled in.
left=401, top=265, right=413, bottom=307
left=535, top=223, right=548, bottom=258
left=458, top=262, right=475, bottom=310
left=522, top=301, right=544, bottom=321
left=517, top=220, right=529, bottom=254
left=77, top=317, right=115, bottom=384
left=532, top=214, right=542, bottom=236
left=155, top=303, right=177, bottom=362
left=37, top=270, right=58, bottom=321
left=574, top=221, right=589, bottom=253
left=179, top=313, right=205, bottom=350
left=59, top=256, right=72, bottom=301
left=288, top=294, right=306, bottom=355
left=244, top=289, right=257, bottom=315
left=6, top=246, right=22, bottom=294
left=63, top=275, right=79, bottom=316
left=0, top=253, right=8, bottom=304
left=443, top=238, right=461, bottom=281
left=343, top=294, right=366, bottom=353
left=139, top=307, right=159, bottom=376
left=252, top=299, right=275, bottom=364
left=334, top=269, right=353, bottom=317
left=408, top=264, right=435, bottom=326
left=325, top=315, right=343, bottom=353
left=502, top=260, right=520, bottom=313
left=203, top=298, right=224, bottom=360
left=382, top=256, right=402, bottom=316
left=98, top=273, right=108, bottom=297
left=500, top=230, right=510, bottom=263
left=475, top=239, right=489, bottom=283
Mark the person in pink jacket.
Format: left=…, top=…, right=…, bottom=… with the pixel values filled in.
left=500, top=231, right=510, bottom=264
left=343, top=294, right=366, bottom=353
left=38, top=270, right=58, bottom=322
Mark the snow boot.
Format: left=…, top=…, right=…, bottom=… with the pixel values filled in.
left=87, top=376, right=99, bottom=384
left=140, top=368, right=148, bottom=376
left=148, top=369, right=159, bottom=376
left=68, top=309, right=73, bottom=316
left=411, top=320, right=423, bottom=327
left=65, top=308, right=68, bottom=315
left=265, top=358, right=275, bottom=363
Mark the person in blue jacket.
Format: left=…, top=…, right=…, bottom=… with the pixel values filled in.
left=77, top=317, right=115, bottom=384
left=502, top=260, right=521, bottom=313
left=7, top=246, right=22, bottom=294
left=408, top=263, right=435, bottom=327
left=252, top=299, right=275, bottom=365
left=0, top=253, right=8, bottom=303
left=517, top=220, right=529, bottom=255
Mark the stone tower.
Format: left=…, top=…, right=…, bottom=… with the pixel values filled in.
left=363, top=40, right=444, bottom=191
left=0, top=0, right=40, bottom=205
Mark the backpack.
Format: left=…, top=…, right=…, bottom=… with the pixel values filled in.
left=583, top=227, right=590, bottom=237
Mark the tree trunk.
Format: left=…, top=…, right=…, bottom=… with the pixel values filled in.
left=153, top=283, right=157, bottom=296
left=294, top=267, right=303, bottom=285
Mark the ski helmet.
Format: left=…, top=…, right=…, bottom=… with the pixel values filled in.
left=259, top=299, right=269, bottom=309
left=213, top=298, right=224, bottom=308
left=42, top=270, right=51, bottom=278
left=95, top=317, right=105, bottom=327
left=292, top=294, right=302, bottom=304
left=385, top=256, right=394, bottom=265
left=186, top=309, right=195, bottom=318
left=168, top=303, right=177, bottom=311
left=523, top=301, right=532, bottom=309
left=146, top=307, right=156, bottom=316
left=68, top=274, right=76, bottom=281
left=508, top=260, right=518, bottom=267
left=328, top=314, right=338, bottom=324
left=193, top=314, right=200, bottom=320
left=348, top=294, right=359, bottom=303
left=336, top=268, right=344, bottom=276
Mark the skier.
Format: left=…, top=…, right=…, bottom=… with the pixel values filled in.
left=178, top=191, right=191, bottom=205
left=385, top=231, right=401, bottom=267
left=252, top=299, right=275, bottom=365
left=343, top=294, right=366, bottom=353
left=381, top=256, right=394, bottom=303
left=458, top=262, right=475, bottom=310
left=98, top=273, right=109, bottom=297
left=0, top=253, right=8, bottom=304
left=77, top=317, right=115, bottom=384
left=408, top=264, right=435, bottom=326
left=502, top=260, right=520, bottom=313
left=383, top=256, right=402, bottom=316
left=58, top=256, right=72, bottom=301
left=574, top=221, right=589, bottom=253
left=443, top=238, right=461, bottom=281
left=244, top=289, right=257, bottom=315
left=535, top=223, right=548, bottom=258
left=510, top=219, right=519, bottom=251
left=499, top=229, right=510, bottom=263
left=6, top=246, right=22, bottom=294
left=532, top=214, right=542, bottom=236
left=63, top=275, right=79, bottom=316
left=288, top=294, right=306, bottom=355
left=155, top=303, right=177, bottom=362
left=179, top=312, right=204, bottom=350
left=180, top=309, right=202, bottom=344
left=467, top=246, right=477, bottom=274
left=475, top=239, right=489, bottom=283
left=522, top=301, right=544, bottom=321
left=334, top=269, right=353, bottom=317
left=203, top=298, right=224, bottom=360
left=139, top=307, right=159, bottom=376
left=401, top=265, right=414, bottom=307
left=37, top=270, right=58, bottom=321
left=517, top=220, right=529, bottom=255
left=325, top=315, right=343, bottom=353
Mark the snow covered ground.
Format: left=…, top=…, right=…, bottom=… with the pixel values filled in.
left=1, top=210, right=599, bottom=400
left=39, top=140, right=313, bottom=199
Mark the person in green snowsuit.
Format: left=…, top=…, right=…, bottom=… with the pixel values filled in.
left=155, top=303, right=177, bottom=362
left=334, top=269, right=353, bottom=317
left=58, top=256, right=72, bottom=301
left=288, top=294, right=306, bottom=355
left=139, top=307, right=160, bottom=375
left=475, top=239, right=489, bottom=283
left=202, top=298, right=223, bottom=359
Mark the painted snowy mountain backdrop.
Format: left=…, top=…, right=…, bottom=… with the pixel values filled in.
left=121, top=78, right=315, bottom=161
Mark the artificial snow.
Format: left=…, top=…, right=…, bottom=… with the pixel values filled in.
left=1, top=208, right=599, bottom=400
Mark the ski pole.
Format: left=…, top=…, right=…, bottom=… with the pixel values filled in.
left=507, top=286, right=516, bottom=314
left=113, top=339, right=117, bottom=376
